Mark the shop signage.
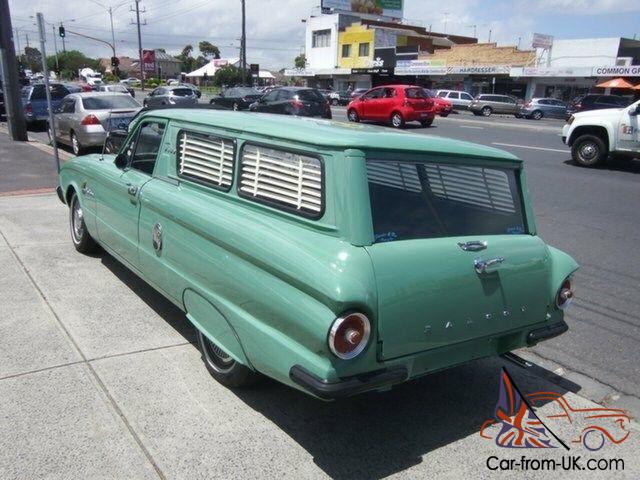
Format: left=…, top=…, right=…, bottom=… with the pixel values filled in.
left=321, top=0, right=403, bottom=19
left=142, top=49, right=156, bottom=72
left=592, top=65, right=640, bottom=76
left=511, top=66, right=592, bottom=77
left=446, top=65, right=510, bottom=75
left=532, top=33, right=554, bottom=49
left=351, top=67, right=394, bottom=75
left=284, top=68, right=315, bottom=77
left=395, top=59, right=446, bottom=76
left=373, top=47, right=396, bottom=68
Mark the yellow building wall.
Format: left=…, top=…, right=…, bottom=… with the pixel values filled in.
left=338, top=23, right=374, bottom=69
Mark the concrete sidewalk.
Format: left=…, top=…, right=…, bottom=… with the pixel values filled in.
left=0, top=193, right=638, bottom=479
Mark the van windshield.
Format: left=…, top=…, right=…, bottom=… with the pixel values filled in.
left=367, top=160, right=526, bottom=242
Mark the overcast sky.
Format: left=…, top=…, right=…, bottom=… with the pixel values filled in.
left=8, top=0, right=640, bottom=70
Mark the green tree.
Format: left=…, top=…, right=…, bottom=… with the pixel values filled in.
left=213, top=65, right=241, bottom=87
left=46, top=50, right=100, bottom=79
left=21, top=47, right=43, bottom=72
left=294, top=53, right=306, bottom=69
left=199, top=40, right=221, bottom=60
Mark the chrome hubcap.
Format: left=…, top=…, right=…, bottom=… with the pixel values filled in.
left=580, top=142, right=597, bottom=161
left=71, top=199, right=84, bottom=242
left=72, top=135, right=79, bottom=154
left=233, top=103, right=238, bottom=111
left=392, top=114, right=401, bottom=126
left=348, top=111, right=357, bottom=121
left=200, top=331, right=235, bottom=373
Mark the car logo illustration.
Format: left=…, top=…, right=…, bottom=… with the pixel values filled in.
left=480, top=368, right=631, bottom=451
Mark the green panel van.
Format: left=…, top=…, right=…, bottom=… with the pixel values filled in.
left=58, top=110, right=578, bottom=399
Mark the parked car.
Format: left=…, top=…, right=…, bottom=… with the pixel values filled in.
left=328, top=90, right=351, bottom=106
left=436, top=90, right=475, bottom=110
left=518, top=98, right=568, bottom=120
left=57, top=109, right=578, bottom=399
left=21, top=83, right=71, bottom=125
left=567, top=94, right=630, bottom=115
left=249, top=87, right=332, bottom=119
left=97, top=83, right=135, bottom=97
left=49, top=92, right=142, bottom=155
left=209, top=87, right=262, bottom=110
left=177, top=83, right=201, bottom=98
left=423, top=89, right=452, bottom=117
left=347, top=85, right=436, bottom=128
left=562, top=99, right=640, bottom=167
left=469, top=94, right=521, bottom=117
left=120, top=77, right=140, bottom=85
left=142, top=86, right=198, bottom=107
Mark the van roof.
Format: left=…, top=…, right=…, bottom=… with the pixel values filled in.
left=143, top=109, right=520, bottom=162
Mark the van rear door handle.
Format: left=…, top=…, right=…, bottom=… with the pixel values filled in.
left=474, top=257, right=505, bottom=274
left=126, top=183, right=138, bottom=196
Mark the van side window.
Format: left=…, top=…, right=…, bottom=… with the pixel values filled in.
left=239, top=144, right=323, bottom=217
left=125, top=121, right=166, bottom=175
left=177, top=130, right=235, bottom=191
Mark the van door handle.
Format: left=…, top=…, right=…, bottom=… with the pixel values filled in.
left=474, top=257, right=505, bottom=274
left=126, top=183, right=138, bottom=196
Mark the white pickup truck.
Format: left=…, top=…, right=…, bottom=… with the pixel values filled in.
left=562, top=99, right=640, bottom=167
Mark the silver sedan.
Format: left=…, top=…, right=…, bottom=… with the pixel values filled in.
left=48, top=92, right=142, bottom=155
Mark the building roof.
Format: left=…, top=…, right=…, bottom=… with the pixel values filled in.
left=154, top=50, right=181, bottom=63
left=138, top=109, right=518, bottom=161
left=186, top=58, right=240, bottom=77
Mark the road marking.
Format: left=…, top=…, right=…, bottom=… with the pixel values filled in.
left=460, top=125, right=484, bottom=129
left=491, top=142, right=569, bottom=153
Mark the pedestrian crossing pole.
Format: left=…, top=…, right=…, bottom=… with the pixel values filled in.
left=36, top=12, right=60, bottom=172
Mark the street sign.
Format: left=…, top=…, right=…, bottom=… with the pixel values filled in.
left=250, top=63, right=259, bottom=77
left=142, top=49, right=156, bottom=73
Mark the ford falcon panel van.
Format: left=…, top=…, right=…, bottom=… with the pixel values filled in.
left=57, top=110, right=578, bottom=399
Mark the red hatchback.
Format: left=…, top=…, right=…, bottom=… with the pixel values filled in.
left=347, top=85, right=436, bottom=128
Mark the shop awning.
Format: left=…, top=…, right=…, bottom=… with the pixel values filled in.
left=595, top=78, right=635, bottom=89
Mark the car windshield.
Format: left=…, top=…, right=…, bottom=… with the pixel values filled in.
left=82, top=96, right=140, bottom=110
left=171, top=88, right=194, bottom=97
left=297, top=90, right=325, bottom=102
left=367, top=159, right=526, bottom=241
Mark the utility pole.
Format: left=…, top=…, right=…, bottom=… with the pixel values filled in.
left=240, top=0, right=246, bottom=85
left=59, top=23, right=65, bottom=51
left=36, top=12, right=60, bottom=171
left=13, top=27, right=20, bottom=55
left=488, top=29, right=492, bottom=43
left=108, top=6, right=116, bottom=57
left=132, top=0, right=145, bottom=89
left=443, top=12, right=449, bottom=34
left=0, top=0, right=28, bottom=140
left=25, top=33, right=30, bottom=48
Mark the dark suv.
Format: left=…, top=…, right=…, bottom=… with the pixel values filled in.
left=568, top=94, right=630, bottom=114
left=469, top=94, right=521, bottom=116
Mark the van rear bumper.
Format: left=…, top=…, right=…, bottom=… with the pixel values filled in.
left=289, top=364, right=408, bottom=400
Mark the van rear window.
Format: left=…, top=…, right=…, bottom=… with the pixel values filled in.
left=367, top=160, right=526, bottom=242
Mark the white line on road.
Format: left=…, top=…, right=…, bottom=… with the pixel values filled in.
left=491, top=142, right=569, bottom=153
left=459, top=125, right=484, bottom=129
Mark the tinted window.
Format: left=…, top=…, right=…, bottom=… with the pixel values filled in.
left=382, top=88, right=396, bottom=98
left=405, top=88, right=428, bottom=98
left=367, top=160, right=525, bottom=241
left=171, top=88, right=193, bottom=97
left=30, top=85, right=46, bottom=100
left=297, top=89, right=325, bottom=102
left=127, top=121, right=166, bottom=175
left=448, top=92, right=460, bottom=99
left=437, top=91, right=448, bottom=98
left=61, top=98, right=76, bottom=113
left=50, top=85, right=69, bottom=100
left=537, top=99, right=550, bottom=105
left=277, top=90, right=294, bottom=101
left=262, top=90, right=279, bottom=102
left=461, top=93, right=473, bottom=100
left=82, top=96, right=140, bottom=110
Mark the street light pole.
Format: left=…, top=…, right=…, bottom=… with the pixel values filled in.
left=51, top=25, right=59, bottom=72
left=108, top=6, right=116, bottom=57
left=240, top=0, right=246, bottom=85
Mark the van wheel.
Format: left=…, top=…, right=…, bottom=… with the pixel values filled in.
left=196, top=330, right=257, bottom=388
left=391, top=112, right=405, bottom=128
left=481, top=106, right=492, bottom=116
left=347, top=109, right=359, bottom=122
left=572, top=134, right=606, bottom=167
left=531, top=110, right=543, bottom=120
left=69, top=193, right=99, bottom=254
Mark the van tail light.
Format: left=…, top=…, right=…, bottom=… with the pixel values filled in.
left=556, top=278, right=574, bottom=310
left=25, top=102, right=33, bottom=114
left=80, top=114, right=101, bottom=126
left=290, top=99, right=304, bottom=109
left=328, top=312, right=371, bottom=360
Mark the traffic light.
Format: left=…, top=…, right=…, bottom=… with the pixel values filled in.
left=58, top=26, right=65, bottom=38
left=111, top=56, right=119, bottom=68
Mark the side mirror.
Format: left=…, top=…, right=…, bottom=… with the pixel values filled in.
left=114, top=153, right=128, bottom=169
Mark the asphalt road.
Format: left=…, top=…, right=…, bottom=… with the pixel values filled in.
left=4, top=106, right=640, bottom=406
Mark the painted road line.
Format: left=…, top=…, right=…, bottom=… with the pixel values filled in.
left=491, top=142, right=569, bottom=153
left=460, top=125, right=484, bottom=129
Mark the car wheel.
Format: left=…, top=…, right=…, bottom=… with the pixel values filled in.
left=481, top=106, right=492, bottom=116
left=582, top=429, right=606, bottom=451
left=347, top=109, right=359, bottom=122
left=70, top=132, right=85, bottom=156
left=532, top=110, right=543, bottom=120
left=232, top=102, right=239, bottom=111
left=196, top=330, right=257, bottom=388
left=572, top=134, right=607, bottom=167
left=391, top=112, right=405, bottom=128
left=420, top=118, right=434, bottom=127
left=69, top=193, right=99, bottom=254
left=331, top=98, right=339, bottom=106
